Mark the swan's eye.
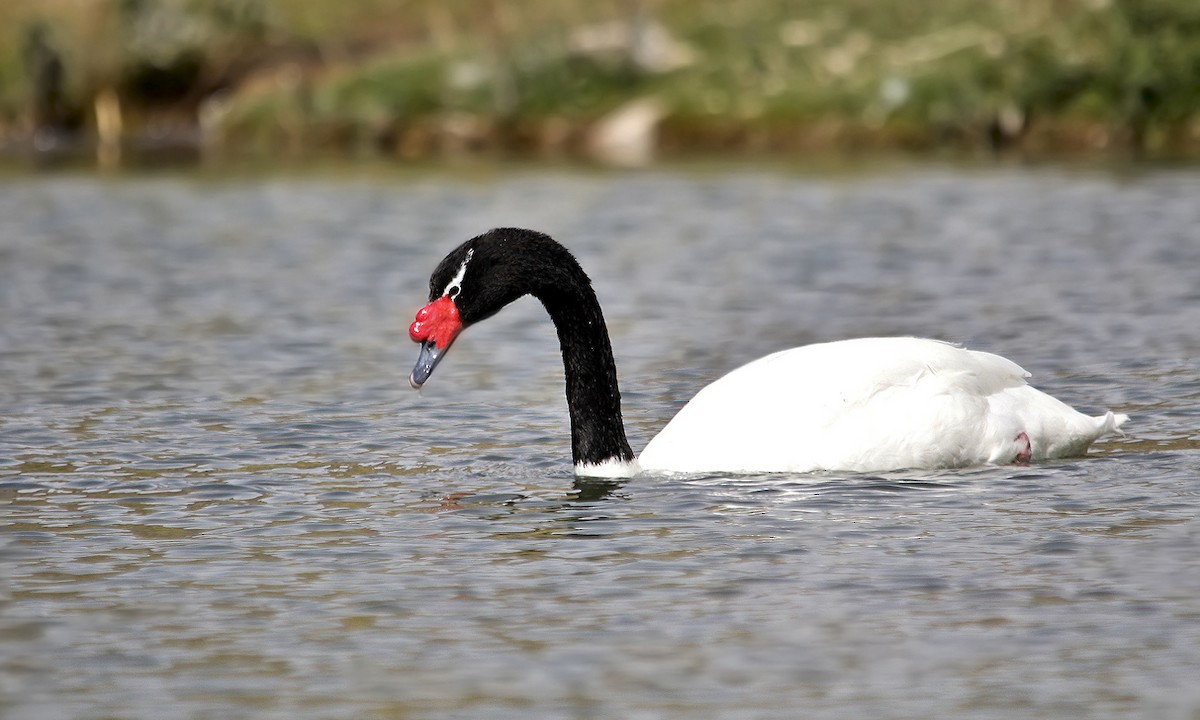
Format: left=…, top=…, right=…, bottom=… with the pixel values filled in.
left=447, top=286, right=460, bottom=299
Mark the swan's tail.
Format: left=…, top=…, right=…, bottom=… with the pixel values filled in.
left=1100, top=411, right=1130, bottom=437
left=1041, top=409, right=1128, bottom=460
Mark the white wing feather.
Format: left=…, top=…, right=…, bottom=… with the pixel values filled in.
left=638, top=337, right=1125, bottom=474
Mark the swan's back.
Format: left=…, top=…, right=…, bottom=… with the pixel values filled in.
left=637, top=337, right=1126, bottom=474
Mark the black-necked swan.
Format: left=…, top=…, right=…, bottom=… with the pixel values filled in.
left=408, top=228, right=1127, bottom=476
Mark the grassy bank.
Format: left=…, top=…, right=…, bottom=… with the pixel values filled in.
left=2, top=0, right=1198, bottom=165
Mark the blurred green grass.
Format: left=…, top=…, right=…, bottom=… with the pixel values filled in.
left=2, top=0, right=1197, bottom=160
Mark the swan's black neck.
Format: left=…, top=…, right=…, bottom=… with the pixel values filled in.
left=538, top=275, right=635, bottom=468
left=445, top=229, right=634, bottom=468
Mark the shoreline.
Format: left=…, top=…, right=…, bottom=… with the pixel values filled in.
left=2, top=114, right=1195, bottom=172
left=4, top=1, right=1197, bottom=171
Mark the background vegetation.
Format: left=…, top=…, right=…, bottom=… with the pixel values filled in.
left=1, top=0, right=1198, bottom=165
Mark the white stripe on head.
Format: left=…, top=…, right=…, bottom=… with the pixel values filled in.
left=442, top=247, right=474, bottom=298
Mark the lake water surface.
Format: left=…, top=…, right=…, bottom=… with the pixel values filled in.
left=1, top=167, right=1198, bottom=719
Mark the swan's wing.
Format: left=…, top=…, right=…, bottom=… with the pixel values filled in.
left=641, top=338, right=1028, bottom=473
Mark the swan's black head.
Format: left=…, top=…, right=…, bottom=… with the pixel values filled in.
left=409, top=228, right=581, bottom=388
left=409, top=228, right=634, bottom=469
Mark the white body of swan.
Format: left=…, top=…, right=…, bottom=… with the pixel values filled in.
left=635, top=337, right=1127, bottom=474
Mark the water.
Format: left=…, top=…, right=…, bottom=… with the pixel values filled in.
left=1, top=167, right=1198, bottom=719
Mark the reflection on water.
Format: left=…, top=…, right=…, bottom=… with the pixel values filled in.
left=1, top=168, right=1199, bottom=719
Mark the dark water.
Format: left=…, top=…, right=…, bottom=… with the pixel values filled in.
left=1, top=168, right=1198, bottom=719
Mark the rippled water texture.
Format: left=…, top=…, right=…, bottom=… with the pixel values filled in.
left=2, top=168, right=1198, bottom=719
